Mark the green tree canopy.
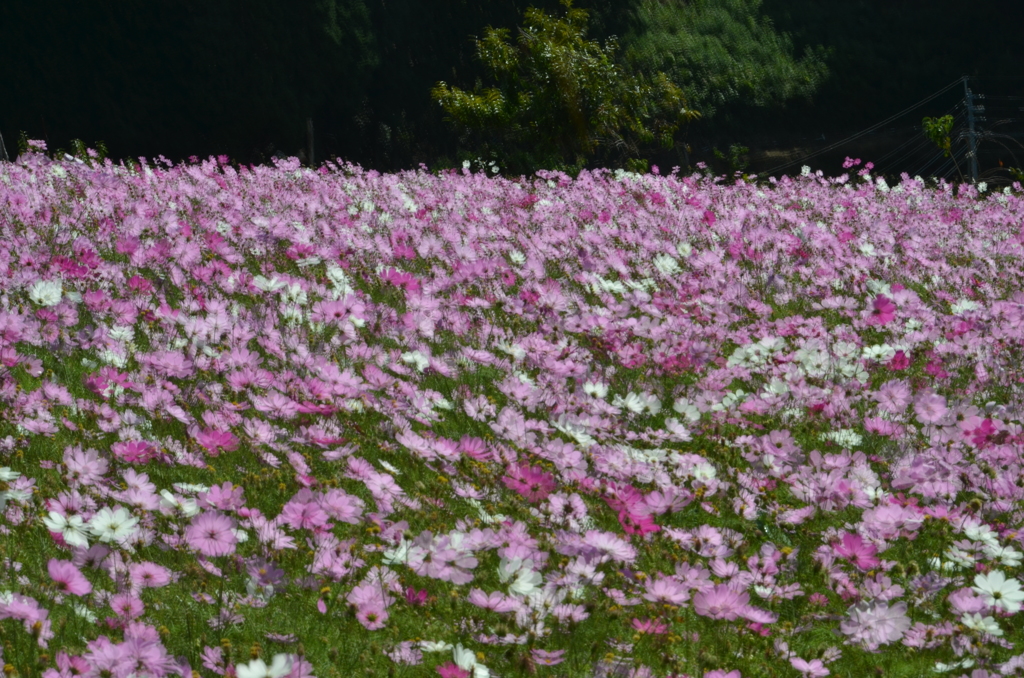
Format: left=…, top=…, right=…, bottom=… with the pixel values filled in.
left=614, top=0, right=832, bottom=123
left=430, top=0, right=701, bottom=180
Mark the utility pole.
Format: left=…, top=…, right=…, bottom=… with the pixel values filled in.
left=964, top=77, right=985, bottom=184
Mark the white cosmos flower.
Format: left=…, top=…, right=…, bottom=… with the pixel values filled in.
left=960, top=612, right=1003, bottom=637
left=971, top=570, right=1024, bottom=614
left=401, top=350, right=430, bottom=372
left=961, top=518, right=1001, bottom=548
left=983, top=544, right=1023, bottom=568
left=377, top=459, right=402, bottom=475
left=382, top=537, right=411, bottom=565
left=653, top=253, right=680, bottom=275
left=418, top=640, right=454, bottom=652
left=508, top=566, right=543, bottom=597
left=951, top=299, right=981, bottom=316
left=672, top=398, right=701, bottom=422
left=235, top=654, right=294, bottom=678
left=614, top=391, right=648, bottom=414
left=862, top=344, right=896, bottom=362
left=944, top=545, right=977, bottom=569
left=691, top=462, right=717, bottom=483
left=282, top=283, right=307, bottom=305
left=832, top=341, right=860, bottom=361
left=88, top=506, right=139, bottom=544
left=820, top=429, right=863, bottom=448
left=640, top=392, right=662, bottom=416
left=497, top=557, right=530, bottom=583
left=42, top=511, right=91, bottom=549
left=496, top=341, right=526, bottom=361
left=0, top=471, right=20, bottom=512
left=28, top=279, right=63, bottom=307
left=252, top=275, right=288, bottom=292
left=72, top=602, right=98, bottom=622
left=107, top=325, right=135, bottom=342
left=583, top=381, right=608, bottom=399
left=933, top=659, right=975, bottom=673
left=158, top=489, right=201, bottom=518
left=453, top=643, right=490, bottom=678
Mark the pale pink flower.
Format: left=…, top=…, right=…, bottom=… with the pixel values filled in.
left=839, top=600, right=911, bottom=650
left=913, top=392, right=948, bottom=424
left=790, top=656, right=830, bottom=677
left=692, top=584, right=749, bottom=620
left=129, top=562, right=172, bottom=589
left=185, top=511, right=238, bottom=557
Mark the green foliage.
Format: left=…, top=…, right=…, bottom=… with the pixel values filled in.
left=921, top=115, right=954, bottom=158
left=712, top=143, right=750, bottom=175
left=430, top=0, right=701, bottom=180
left=614, top=0, right=832, bottom=122
left=15, top=130, right=110, bottom=169
left=922, top=114, right=966, bottom=183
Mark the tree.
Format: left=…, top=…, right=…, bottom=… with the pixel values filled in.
left=429, top=0, right=701, bottom=180
left=614, top=0, right=832, bottom=124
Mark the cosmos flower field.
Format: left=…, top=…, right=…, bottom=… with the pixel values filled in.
left=1, top=143, right=1024, bottom=678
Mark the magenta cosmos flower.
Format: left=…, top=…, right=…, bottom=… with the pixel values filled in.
left=868, top=294, right=896, bottom=326
left=185, top=511, right=238, bottom=557
left=501, top=462, right=557, bottom=503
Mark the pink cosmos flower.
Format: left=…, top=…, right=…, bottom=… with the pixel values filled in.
left=642, top=576, right=689, bottom=605
left=128, top=562, right=172, bottom=589
left=280, top=500, right=330, bottom=532
left=109, top=593, right=144, bottom=620
left=198, top=482, right=246, bottom=512
left=47, top=559, right=92, bottom=596
left=532, top=649, right=566, bottom=666
left=252, top=391, right=299, bottom=420
left=692, top=583, right=750, bottom=620
left=355, top=604, right=389, bottom=631
left=437, top=663, right=471, bottom=678
left=467, top=589, right=513, bottom=612
left=195, top=428, right=240, bottom=456
left=631, top=617, right=668, bottom=634
left=111, top=440, right=159, bottom=465
left=147, top=350, right=194, bottom=379
left=832, top=532, right=880, bottom=571
left=871, top=379, right=912, bottom=415
left=790, top=657, right=829, bottom=677
left=618, top=509, right=660, bottom=537
left=185, top=511, right=238, bottom=557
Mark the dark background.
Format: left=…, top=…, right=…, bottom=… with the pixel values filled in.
left=2, top=0, right=1023, bottom=184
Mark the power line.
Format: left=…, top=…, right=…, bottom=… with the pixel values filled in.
left=875, top=106, right=964, bottom=170
left=759, top=76, right=968, bottom=177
